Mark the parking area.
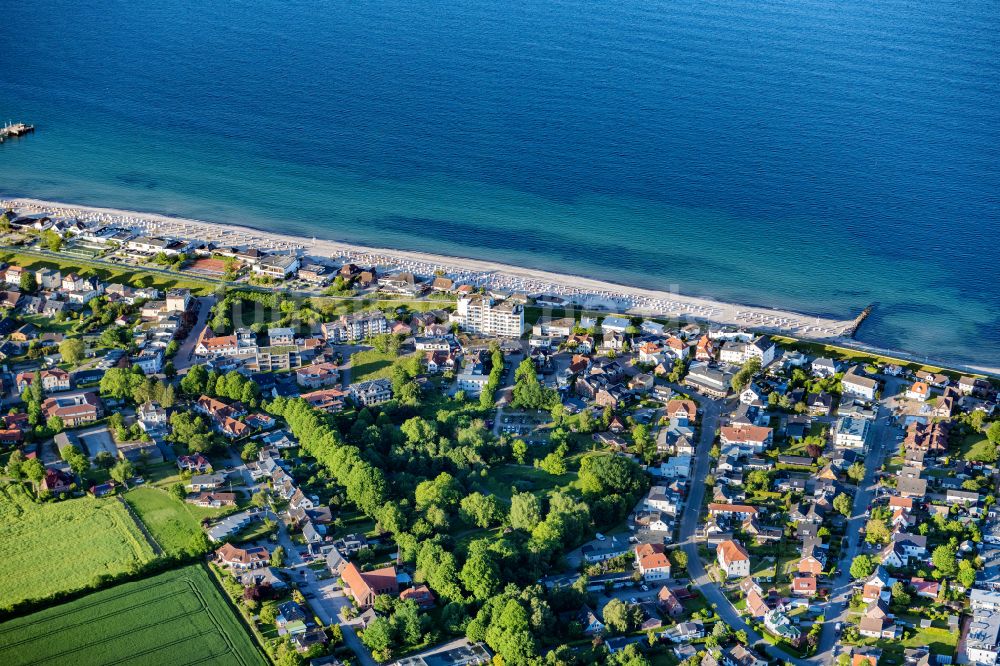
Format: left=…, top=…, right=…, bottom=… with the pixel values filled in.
left=498, top=409, right=552, bottom=445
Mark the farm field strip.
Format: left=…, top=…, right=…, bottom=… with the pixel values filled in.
left=0, top=484, right=157, bottom=610
left=0, top=565, right=266, bottom=666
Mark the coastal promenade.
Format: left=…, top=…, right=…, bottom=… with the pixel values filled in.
left=3, top=197, right=857, bottom=339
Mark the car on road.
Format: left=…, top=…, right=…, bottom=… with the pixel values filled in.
left=629, top=597, right=637, bottom=604
left=640, top=584, right=649, bottom=592
left=595, top=533, right=606, bottom=541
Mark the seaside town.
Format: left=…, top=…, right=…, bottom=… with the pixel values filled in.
left=0, top=203, right=998, bottom=666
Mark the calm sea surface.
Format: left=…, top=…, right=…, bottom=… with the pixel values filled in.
left=1, top=0, right=998, bottom=366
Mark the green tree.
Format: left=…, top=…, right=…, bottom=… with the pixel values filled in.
left=66, top=450, right=90, bottom=478
left=5, top=449, right=25, bottom=479
left=110, top=459, right=136, bottom=486
left=23, top=458, right=45, bottom=489
left=361, top=616, right=394, bottom=661
left=414, top=472, right=462, bottom=512
left=459, top=492, right=505, bottom=528
left=730, top=357, right=761, bottom=392
left=987, top=421, right=1000, bottom=446
left=850, top=554, right=876, bottom=580
left=241, top=441, right=260, bottom=462
left=511, top=358, right=557, bottom=410
left=847, top=461, right=866, bottom=483
left=19, top=271, right=37, bottom=293
left=509, top=492, right=543, bottom=531
left=833, top=493, right=852, bottom=517
left=932, top=543, right=958, bottom=578
left=745, top=469, right=771, bottom=493
left=891, top=581, right=911, bottom=607
left=865, top=518, right=891, bottom=545
left=460, top=539, right=501, bottom=601
left=958, top=559, right=978, bottom=588
left=59, top=338, right=86, bottom=365
left=95, top=450, right=115, bottom=469
left=511, top=439, right=528, bottom=464
left=46, top=414, right=65, bottom=433
left=271, top=545, right=285, bottom=567
left=602, top=598, right=642, bottom=634
left=169, top=482, right=187, bottom=501
left=259, top=602, right=279, bottom=625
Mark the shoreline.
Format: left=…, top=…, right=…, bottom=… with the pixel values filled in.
left=3, top=195, right=997, bottom=377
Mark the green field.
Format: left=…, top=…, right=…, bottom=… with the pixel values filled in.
left=0, top=484, right=156, bottom=611
left=0, top=250, right=216, bottom=295
left=0, top=564, right=267, bottom=666
left=350, top=348, right=410, bottom=382
left=125, top=486, right=226, bottom=558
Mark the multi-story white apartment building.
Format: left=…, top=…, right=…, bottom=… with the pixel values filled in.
left=322, top=311, right=389, bottom=343
left=452, top=295, right=523, bottom=338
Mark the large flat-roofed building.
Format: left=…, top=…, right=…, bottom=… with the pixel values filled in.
left=452, top=295, right=523, bottom=338
left=322, top=311, right=389, bottom=342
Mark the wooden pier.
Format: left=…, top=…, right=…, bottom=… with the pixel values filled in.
left=0, top=122, right=35, bottom=142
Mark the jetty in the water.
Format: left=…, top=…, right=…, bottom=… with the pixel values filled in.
left=0, top=122, right=35, bottom=142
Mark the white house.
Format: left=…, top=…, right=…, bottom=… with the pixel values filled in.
left=717, top=540, right=751, bottom=578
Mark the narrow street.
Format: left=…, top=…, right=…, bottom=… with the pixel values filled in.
left=175, top=295, right=216, bottom=372
left=812, top=377, right=903, bottom=662
left=675, top=389, right=807, bottom=666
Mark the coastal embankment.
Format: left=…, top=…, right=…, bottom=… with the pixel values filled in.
left=4, top=196, right=996, bottom=378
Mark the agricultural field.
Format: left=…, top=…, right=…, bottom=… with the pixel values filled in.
left=0, top=484, right=156, bottom=611
left=0, top=564, right=267, bottom=666
left=124, top=486, right=227, bottom=558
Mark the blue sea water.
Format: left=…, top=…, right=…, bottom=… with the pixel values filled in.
left=1, top=0, right=998, bottom=367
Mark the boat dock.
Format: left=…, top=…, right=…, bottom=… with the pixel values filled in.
left=0, top=122, right=35, bottom=142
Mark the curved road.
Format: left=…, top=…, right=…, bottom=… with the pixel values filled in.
left=675, top=378, right=903, bottom=665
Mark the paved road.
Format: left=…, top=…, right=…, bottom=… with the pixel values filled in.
left=675, top=389, right=807, bottom=665
left=273, top=521, right=377, bottom=666
left=175, top=295, right=216, bottom=372
left=812, top=377, right=903, bottom=662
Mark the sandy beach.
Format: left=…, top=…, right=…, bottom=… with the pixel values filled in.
left=4, top=196, right=863, bottom=340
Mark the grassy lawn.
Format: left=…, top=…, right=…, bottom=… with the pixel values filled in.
left=0, top=483, right=156, bottom=611
left=959, top=433, right=992, bottom=462
left=125, top=486, right=228, bottom=557
left=349, top=348, right=397, bottom=381
left=852, top=622, right=958, bottom=663
left=0, top=250, right=216, bottom=295
left=473, top=462, right=575, bottom=501
left=349, top=348, right=421, bottom=383
left=0, top=564, right=267, bottom=666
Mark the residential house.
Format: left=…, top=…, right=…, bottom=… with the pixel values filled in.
left=843, top=368, right=879, bottom=401
left=635, top=543, right=672, bottom=581
left=716, top=540, right=751, bottom=578
left=341, top=563, right=399, bottom=609
left=215, top=543, right=269, bottom=570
